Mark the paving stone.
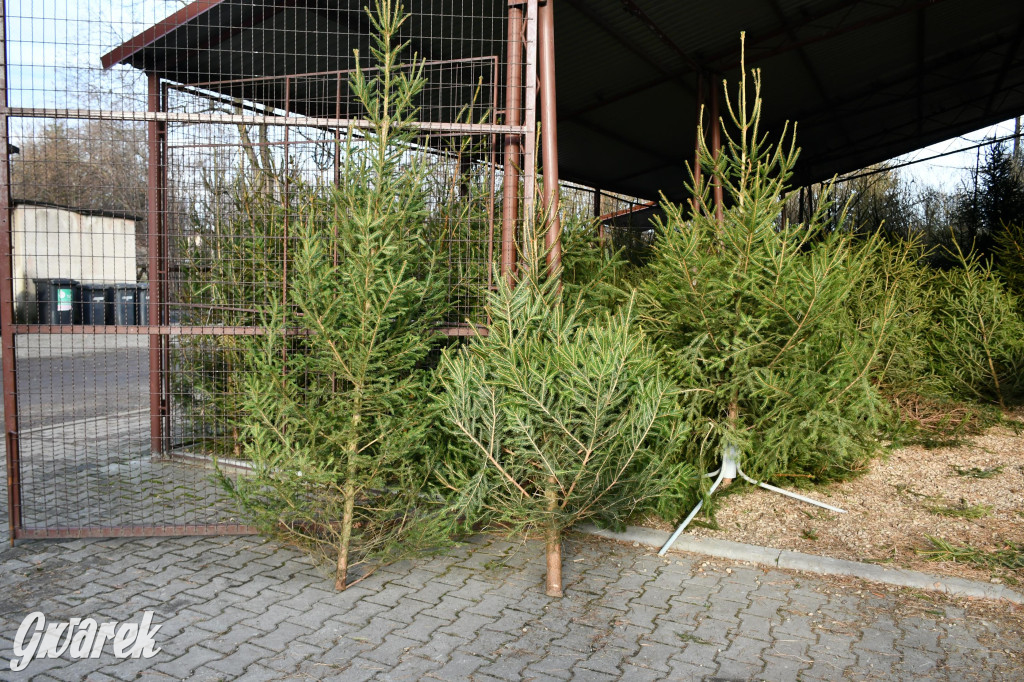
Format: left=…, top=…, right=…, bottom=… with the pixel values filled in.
left=628, top=640, right=679, bottom=673
left=361, top=634, right=419, bottom=666
left=391, top=613, right=452, bottom=644
left=2, top=520, right=1021, bottom=682
left=522, top=645, right=588, bottom=680
left=423, top=651, right=490, bottom=680
left=713, top=656, right=763, bottom=680
left=205, top=642, right=275, bottom=677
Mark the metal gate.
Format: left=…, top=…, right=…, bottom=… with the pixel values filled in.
left=1, top=0, right=545, bottom=540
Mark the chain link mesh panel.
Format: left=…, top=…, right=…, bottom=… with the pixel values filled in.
left=1, top=0, right=538, bottom=538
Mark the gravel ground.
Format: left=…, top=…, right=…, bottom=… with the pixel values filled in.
left=670, top=418, right=1024, bottom=588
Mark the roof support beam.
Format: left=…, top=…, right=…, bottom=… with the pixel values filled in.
left=617, top=0, right=703, bottom=72
left=983, top=18, right=1024, bottom=119
left=795, top=30, right=1017, bottom=127
left=561, top=0, right=693, bottom=97
left=710, top=0, right=953, bottom=72
left=804, top=79, right=1024, bottom=173
left=765, top=0, right=845, bottom=143
left=563, top=0, right=951, bottom=125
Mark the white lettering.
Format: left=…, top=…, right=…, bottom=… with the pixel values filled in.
left=68, top=619, right=97, bottom=658
left=10, top=612, right=162, bottom=672
left=112, top=622, right=138, bottom=658
left=128, top=611, right=162, bottom=658
left=11, top=611, right=44, bottom=672
left=89, top=622, right=118, bottom=659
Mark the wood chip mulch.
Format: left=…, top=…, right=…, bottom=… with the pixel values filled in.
left=649, top=412, right=1024, bottom=589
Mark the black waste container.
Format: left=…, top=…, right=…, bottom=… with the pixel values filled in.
left=112, top=283, right=139, bottom=325
left=137, top=283, right=150, bottom=326
left=76, top=283, right=112, bottom=326
left=33, top=278, right=79, bottom=325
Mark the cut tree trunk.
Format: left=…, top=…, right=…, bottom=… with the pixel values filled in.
left=544, top=479, right=563, bottom=597
left=337, top=409, right=361, bottom=591
left=336, top=485, right=355, bottom=591
left=545, top=523, right=563, bottom=597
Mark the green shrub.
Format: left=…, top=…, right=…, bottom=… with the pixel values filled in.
left=927, top=243, right=1024, bottom=407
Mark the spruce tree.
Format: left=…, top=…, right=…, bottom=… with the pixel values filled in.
left=438, top=244, right=690, bottom=597
left=638, top=55, right=896, bottom=486
left=928, top=242, right=1024, bottom=407
left=221, top=1, right=450, bottom=590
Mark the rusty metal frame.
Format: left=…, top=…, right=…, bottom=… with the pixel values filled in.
left=0, top=0, right=21, bottom=544
left=522, top=0, right=540, bottom=263
left=148, top=72, right=167, bottom=455
left=3, top=0, right=545, bottom=540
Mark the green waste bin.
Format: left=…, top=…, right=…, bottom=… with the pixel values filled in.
left=33, top=278, right=79, bottom=325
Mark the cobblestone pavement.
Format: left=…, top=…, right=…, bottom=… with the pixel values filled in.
left=1, top=523, right=1022, bottom=682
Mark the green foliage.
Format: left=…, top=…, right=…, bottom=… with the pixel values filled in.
left=638, top=63, right=894, bottom=485
left=926, top=243, right=1024, bottom=407
left=918, top=536, right=1024, bottom=572
left=560, top=213, right=633, bottom=319
left=952, top=464, right=1004, bottom=479
left=438, top=248, right=692, bottom=596
left=924, top=501, right=993, bottom=519
left=993, top=221, right=1024, bottom=305
left=220, top=1, right=452, bottom=589
left=173, top=186, right=291, bottom=458
left=943, top=141, right=1024, bottom=265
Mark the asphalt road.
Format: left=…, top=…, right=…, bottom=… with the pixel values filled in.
left=0, top=338, right=149, bottom=429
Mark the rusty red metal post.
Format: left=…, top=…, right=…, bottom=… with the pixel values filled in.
left=538, top=0, right=561, bottom=276
left=147, top=72, right=167, bottom=455
left=521, top=0, right=539, bottom=259
left=0, top=0, right=22, bottom=543
left=710, top=76, right=724, bottom=223
left=501, top=4, right=524, bottom=285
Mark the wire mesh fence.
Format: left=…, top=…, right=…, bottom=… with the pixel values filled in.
left=1, top=0, right=539, bottom=538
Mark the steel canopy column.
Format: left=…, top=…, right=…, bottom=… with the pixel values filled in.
left=147, top=72, right=167, bottom=455
left=501, top=4, right=524, bottom=285
left=538, top=0, right=561, bottom=276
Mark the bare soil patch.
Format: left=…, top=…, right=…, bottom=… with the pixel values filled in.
left=652, top=414, right=1024, bottom=589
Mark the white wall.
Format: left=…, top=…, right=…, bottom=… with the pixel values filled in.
left=12, top=204, right=137, bottom=322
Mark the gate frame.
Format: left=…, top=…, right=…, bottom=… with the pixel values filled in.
left=1, top=0, right=561, bottom=541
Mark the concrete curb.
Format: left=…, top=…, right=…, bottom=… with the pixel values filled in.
left=579, top=523, right=1024, bottom=605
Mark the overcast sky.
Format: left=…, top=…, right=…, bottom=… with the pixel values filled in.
left=895, top=119, right=1021, bottom=195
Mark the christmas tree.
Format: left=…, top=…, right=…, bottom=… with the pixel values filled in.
left=221, top=0, right=451, bottom=590
left=638, top=51, right=896, bottom=486
left=438, top=240, right=690, bottom=597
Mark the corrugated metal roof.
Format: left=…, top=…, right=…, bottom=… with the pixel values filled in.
left=104, top=0, right=1024, bottom=201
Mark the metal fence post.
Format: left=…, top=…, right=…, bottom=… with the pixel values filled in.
left=0, top=0, right=22, bottom=543
left=502, top=3, right=524, bottom=285
left=147, top=72, right=166, bottom=455
left=538, top=0, right=561, bottom=276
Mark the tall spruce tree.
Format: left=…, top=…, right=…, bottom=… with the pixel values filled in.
left=221, top=1, right=450, bottom=590
left=438, top=242, right=691, bottom=597
left=927, top=242, right=1024, bottom=407
left=638, top=53, right=896, bottom=486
